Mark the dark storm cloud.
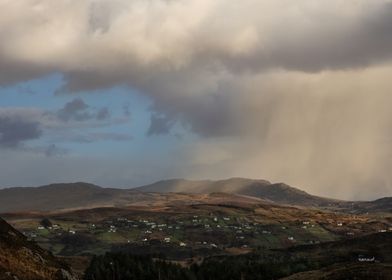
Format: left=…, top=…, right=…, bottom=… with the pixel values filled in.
left=146, top=90, right=243, bottom=138
left=245, top=2, right=392, bottom=72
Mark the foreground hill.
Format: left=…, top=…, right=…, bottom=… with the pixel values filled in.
left=282, top=232, right=392, bottom=279
left=136, top=178, right=345, bottom=207
left=82, top=233, right=392, bottom=280
left=283, top=263, right=392, bottom=280
left=0, top=218, right=77, bottom=280
left=190, top=232, right=392, bottom=280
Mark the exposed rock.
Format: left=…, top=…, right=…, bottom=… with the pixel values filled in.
left=55, top=269, right=78, bottom=280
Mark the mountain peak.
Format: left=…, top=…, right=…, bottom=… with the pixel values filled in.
left=38, top=182, right=103, bottom=190
left=136, top=178, right=335, bottom=207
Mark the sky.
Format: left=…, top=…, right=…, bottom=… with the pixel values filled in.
left=1, top=0, right=392, bottom=200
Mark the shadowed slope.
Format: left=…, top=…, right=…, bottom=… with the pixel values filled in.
left=0, top=218, right=77, bottom=280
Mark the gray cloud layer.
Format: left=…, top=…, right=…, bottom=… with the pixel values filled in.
left=1, top=0, right=392, bottom=198
left=1, top=1, right=392, bottom=86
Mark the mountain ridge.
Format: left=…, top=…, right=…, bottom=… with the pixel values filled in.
left=1, top=179, right=391, bottom=213
left=135, top=178, right=345, bottom=207
left=0, top=182, right=141, bottom=213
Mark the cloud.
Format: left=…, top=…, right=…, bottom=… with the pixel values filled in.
left=147, top=113, right=175, bottom=136
left=96, top=107, right=110, bottom=120
left=4, top=0, right=384, bottom=139
left=0, top=98, right=129, bottom=151
left=44, top=144, right=68, bottom=157
left=176, top=67, right=392, bottom=199
left=0, top=109, right=42, bottom=147
left=58, top=132, right=132, bottom=143
left=56, top=98, right=111, bottom=122
left=57, top=98, right=91, bottom=122
left=1, top=1, right=392, bottom=87
left=1, top=0, right=392, bottom=198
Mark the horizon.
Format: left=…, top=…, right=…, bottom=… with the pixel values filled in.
left=0, top=177, right=272, bottom=191
left=0, top=177, right=390, bottom=202
left=2, top=0, right=392, bottom=201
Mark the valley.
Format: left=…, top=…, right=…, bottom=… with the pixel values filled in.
left=1, top=180, right=392, bottom=279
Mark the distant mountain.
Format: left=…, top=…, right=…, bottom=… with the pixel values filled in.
left=347, top=197, right=392, bottom=214
left=0, top=218, right=77, bottom=280
left=1, top=179, right=391, bottom=213
left=135, top=178, right=345, bottom=207
left=136, top=178, right=271, bottom=193
left=0, top=183, right=149, bottom=213
left=0, top=181, right=275, bottom=213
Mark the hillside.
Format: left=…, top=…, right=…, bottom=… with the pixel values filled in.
left=0, top=218, right=77, bottom=280
left=352, top=197, right=392, bottom=214
left=282, top=232, right=392, bottom=279
left=136, top=178, right=345, bottom=207
left=81, top=232, right=392, bottom=280
left=282, top=263, right=392, bottom=280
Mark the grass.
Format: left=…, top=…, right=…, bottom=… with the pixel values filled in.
left=96, top=231, right=127, bottom=243
left=8, top=204, right=386, bottom=261
left=306, top=225, right=337, bottom=242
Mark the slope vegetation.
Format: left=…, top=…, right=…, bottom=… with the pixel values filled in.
left=0, top=218, right=77, bottom=280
